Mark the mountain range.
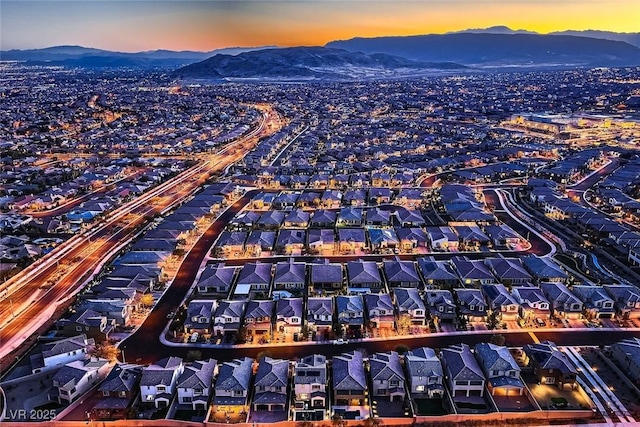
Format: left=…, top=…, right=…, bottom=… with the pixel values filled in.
left=0, top=45, right=276, bottom=68
left=173, top=46, right=466, bottom=80
left=3, top=27, right=640, bottom=79
left=326, top=33, right=640, bottom=67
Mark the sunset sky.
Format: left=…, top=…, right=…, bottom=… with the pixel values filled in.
left=2, top=0, right=639, bottom=52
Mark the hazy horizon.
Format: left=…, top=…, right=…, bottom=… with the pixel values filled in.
left=1, top=0, right=639, bottom=52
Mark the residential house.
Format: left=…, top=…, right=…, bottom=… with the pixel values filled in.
left=364, top=293, right=395, bottom=330
left=523, top=341, right=577, bottom=389
left=368, top=228, right=399, bottom=251
left=333, top=351, right=368, bottom=406
left=177, top=359, right=217, bottom=411
left=481, top=284, right=520, bottom=321
left=426, top=226, right=459, bottom=252
left=306, top=297, right=333, bottom=336
left=347, top=260, right=384, bottom=292
left=213, top=300, right=246, bottom=337
left=610, top=338, right=640, bottom=383
left=252, top=357, right=289, bottom=412
left=196, top=264, right=238, bottom=296
left=365, top=208, right=391, bottom=227
left=310, top=262, right=344, bottom=294
left=275, top=298, right=304, bottom=336
left=454, top=288, right=488, bottom=323
left=183, top=300, right=216, bottom=334
left=383, top=259, right=421, bottom=288
left=453, top=257, right=497, bottom=288
left=309, top=210, right=337, bottom=228
left=284, top=209, right=310, bottom=228
left=52, top=358, right=110, bottom=404
left=235, top=262, right=272, bottom=299
left=336, top=295, right=364, bottom=334
left=337, top=208, right=364, bottom=227
left=523, top=256, right=569, bottom=283
left=603, top=285, right=640, bottom=319
left=396, top=227, right=428, bottom=252
left=572, top=285, right=616, bottom=319
left=140, top=356, right=184, bottom=408
left=275, top=229, right=306, bottom=255
left=273, top=260, right=306, bottom=293
left=30, top=334, right=95, bottom=374
left=511, top=287, right=551, bottom=322
left=196, top=264, right=239, bottom=297
left=293, top=354, right=328, bottom=421
left=540, top=282, right=583, bottom=319
left=337, top=228, right=367, bottom=253
left=243, top=300, right=274, bottom=338
left=418, top=257, right=459, bottom=289
left=453, top=225, right=490, bottom=250
left=56, top=309, right=114, bottom=342
left=405, top=347, right=445, bottom=398
left=474, top=343, right=524, bottom=396
left=91, top=363, right=142, bottom=420
left=425, top=290, right=457, bottom=323
left=393, top=287, right=427, bottom=326
left=245, top=230, right=276, bottom=257
left=215, top=231, right=247, bottom=258
left=440, top=343, right=485, bottom=398
left=307, top=229, right=336, bottom=255
left=395, top=208, right=426, bottom=228
left=484, top=224, right=523, bottom=247
left=485, top=257, right=532, bottom=286
left=369, top=351, right=406, bottom=402
left=212, top=357, right=253, bottom=415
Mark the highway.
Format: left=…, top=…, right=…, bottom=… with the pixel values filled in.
left=0, top=104, right=282, bottom=367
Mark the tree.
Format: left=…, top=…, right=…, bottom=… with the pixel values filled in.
left=489, top=333, right=506, bottom=346
left=236, top=326, right=247, bottom=344
left=140, top=293, right=154, bottom=308
left=332, top=413, right=346, bottom=427
left=94, top=343, right=120, bottom=361
left=363, top=417, right=382, bottom=427
left=186, top=350, right=202, bottom=362
left=397, top=314, right=412, bottom=334
left=395, top=344, right=410, bottom=355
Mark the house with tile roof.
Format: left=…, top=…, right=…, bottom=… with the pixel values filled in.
left=184, top=300, right=216, bottom=334
left=243, top=300, right=275, bottom=338
left=540, top=282, right=583, bottom=319
left=603, top=285, right=640, bottom=319
left=454, top=288, right=488, bottom=323
left=306, top=297, right=334, bottom=336
left=369, top=351, right=406, bottom=402
left=213, top=357, right=253, bottom=415
left=523, top=341, right=577, bottom=390
left=383, top=259, right=421, bottom=288
left=393, top=287, right=426, bottom=325
left=440, top=343, right=485, bottom=398
left=140, top=357, right=184, bottom=408
left=252, top=357, right=289, bottom=413
left=196, top=263, right=237, bottom=296
left=51, top=358, right=110, bottom=404
left=213, top=300, right=246, bottom=337
left=481, top=284, right=520, bottom=321
left=405, top=347, right=444, bottom=398
left=333, top=351, right=368, bottom=406
left=276, top=298, right=303, bottom=336
left=91, top=363, right=142, bottom=420
left=347, top=260, right=384, bottom=292
left=30, top=334, right=95, bottom=374
left=572, top=285, right=616, bottom=319
left=177, top=359, right=218, bottom=410
left=293, top=354, right=328, bottom=421
left=475, top=343, right=524, bottom=396
left=364, top=293, right=395, bottom=330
